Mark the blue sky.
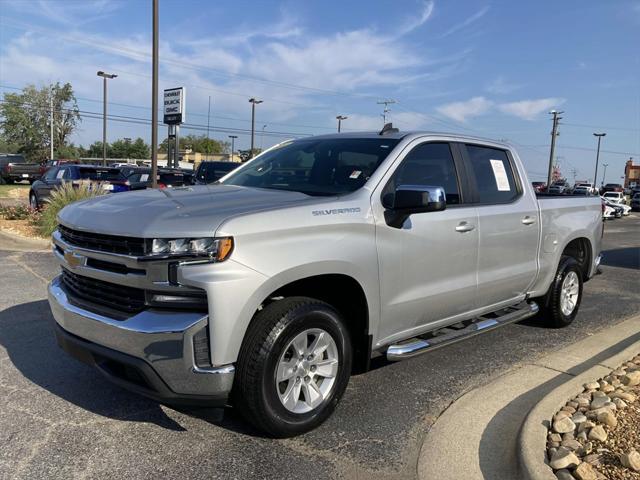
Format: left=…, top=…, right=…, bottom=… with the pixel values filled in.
left=0, top=0, right=638, bottom=183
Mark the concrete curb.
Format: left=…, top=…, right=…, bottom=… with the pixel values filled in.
left=0, top=230, right=50, bottom=251
left=417, top=314, right=640, bottom=480
left=518, top=327, right=640, bottom=480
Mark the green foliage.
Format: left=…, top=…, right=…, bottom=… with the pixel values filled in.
left=36, top=182, right=106, bottom=237
left=84, top=137, right=150, bottom=159
left=0, top=83, right=81, bottom=163
left=159, top=134, right=229, bottom=155
left=55, top=143, right=84, bottom=159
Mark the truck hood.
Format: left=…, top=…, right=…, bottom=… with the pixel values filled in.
left=58, top=185, right=312, bottom=238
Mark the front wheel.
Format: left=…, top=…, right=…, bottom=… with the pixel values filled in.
left=234, top=297, right=352, bottom=437
left=539, top=256, right=583, bottom=328
left=29, top=192, right=39, bottom=210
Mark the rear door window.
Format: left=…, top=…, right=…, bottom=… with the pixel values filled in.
left=464, top=145, right=520, bottom=204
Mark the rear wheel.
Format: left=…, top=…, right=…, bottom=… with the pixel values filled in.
left=539, top=256, right=583, bottom=328
left=234, top=297, right=352, bottom=437
left=29, top=192, right=39, bottom=210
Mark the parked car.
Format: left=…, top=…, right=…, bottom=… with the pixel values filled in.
left=29, top=164, right=130, bottom=208
left=631, top=192, right=640, bottom=211
left=0, top=154, right=27, bottom=182
left=531, top=181, right=546, bottom=193
left=48, top=130, right=603, bottom=437
left=601, top=183, right=623, bottom=194
left=602, top=196, right=631, bottom=216
left=117, top=165, right=143, bottom=178
left=602, top=191, right=625, bottom=204
left=547, top=180, right=569, bottom=194
left=601, top=197, right=624, bottom=218
left=127, top=168, right=191, bottom=190
left=1, top=155, right=45, bottom=184
left=194, top=161, right=240, bottom=184
left=602, top=202, right=617, bottom=220
left=572, top=186, right=592, bottom=196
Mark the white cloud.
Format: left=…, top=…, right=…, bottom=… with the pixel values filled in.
left=440, top=6, right=490, bottom=38
left=395, top=1, right=435, bottom=36
left=498, top=98, right=565, bottom=120
left=436, top=96, right=493, bottom=122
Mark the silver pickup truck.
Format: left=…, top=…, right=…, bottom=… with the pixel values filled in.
left=48, top=129, right=603, bottom=437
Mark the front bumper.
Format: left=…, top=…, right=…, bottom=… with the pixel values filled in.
left=48, top=275, right=235, bottom=406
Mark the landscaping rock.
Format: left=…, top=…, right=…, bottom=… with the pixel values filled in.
left=561, top=439, right=583, bottom=451
left=549, top=449, right=581, bottom=470
left=553, top=417, right=576, bottom=434
left=596, top=411, right=617, bottom=428
left=572, top=413, right=587, bottom=424
left=555, top=469, right=576, bottom=480
left=574, top=462, right=598, bottom=480
left=620, top=450, right=640, bottom=472
left=589, top=397, right=611, bottom=410
left=583, top=453, right=601, bottom=465
left=588, top=425, right=607, bottom=442
left=622, top=371, right=640, bottom=387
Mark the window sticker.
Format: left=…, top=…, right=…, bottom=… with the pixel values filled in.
left=140, top=174, right=149, bottom=182
left=489, top=159, right=511, bottom=191
left=349, top=170, right=362, bottom=179
left=56, top=169, right=65, bottom=179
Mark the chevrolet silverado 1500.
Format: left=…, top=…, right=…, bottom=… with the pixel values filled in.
left=48, top=128, right=603, bottom=436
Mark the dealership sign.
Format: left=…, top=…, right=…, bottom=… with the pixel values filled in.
left=163, top=87, right=185, bottom=124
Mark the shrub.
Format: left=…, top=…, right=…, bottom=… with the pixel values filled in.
left=0, top=204, right=35, bottom=220
left=37, top=182, right=106, bottom=237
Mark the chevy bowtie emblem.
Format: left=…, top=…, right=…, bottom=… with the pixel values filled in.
left=64, top=250, right=85, bottom=268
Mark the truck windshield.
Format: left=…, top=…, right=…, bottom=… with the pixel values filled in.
left=220, top=138, right=400, bottom=196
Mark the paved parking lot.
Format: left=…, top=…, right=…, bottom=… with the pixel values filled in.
left=1, top=216, right=639, bottom=479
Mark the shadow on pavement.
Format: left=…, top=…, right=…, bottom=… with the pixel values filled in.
left=601, top=247, right=640, bottom=270
left=0, top=300, right=247, bottom=433
left=477, top=330, right=640, bottom=479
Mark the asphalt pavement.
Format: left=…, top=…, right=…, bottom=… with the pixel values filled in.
left=0, top=215, right=638, bottom=480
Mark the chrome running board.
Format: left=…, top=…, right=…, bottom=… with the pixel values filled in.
left=386, top=301, right=539, bottom=361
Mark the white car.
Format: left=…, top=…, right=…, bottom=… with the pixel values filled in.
left=601, top=197, right=630, bottom=217
left=603, top=203, right=616, bottom=220
left=603, top=191, right=625, bottom=204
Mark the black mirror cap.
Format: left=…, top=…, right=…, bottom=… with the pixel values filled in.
left=384, top=185, right=446, bottom=228
left=390, top=185, right=446, bottom=213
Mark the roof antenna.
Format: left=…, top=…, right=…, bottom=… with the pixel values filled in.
left=379, top=123, right=399, bottom=135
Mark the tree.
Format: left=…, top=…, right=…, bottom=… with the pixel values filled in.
left=0, top=82, right=81, bottom=162
left=56, top=143, right=82, bottom=159
left=159, top=134, right=229, bottom=155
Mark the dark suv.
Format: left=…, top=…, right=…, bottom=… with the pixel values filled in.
left=194, top=161, right=239, bottom=184
left=29, top=165, right=129, bottom=208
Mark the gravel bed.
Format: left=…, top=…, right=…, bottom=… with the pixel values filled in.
left=546, top=354, right=640, bottom=480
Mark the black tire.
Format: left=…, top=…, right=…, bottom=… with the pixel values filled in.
left=234, top=296, right=352, bottom=437
left=29, top=192, right=39, bottom=210
left=539, top=256, right=583, bottom=328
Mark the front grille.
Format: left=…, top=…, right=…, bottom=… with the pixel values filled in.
left=61, top=268, right=146, bottom=315
left=58, top=225, right=146, bottom=256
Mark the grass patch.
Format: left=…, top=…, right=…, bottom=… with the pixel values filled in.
left=0, top=184, right=30, bottom=198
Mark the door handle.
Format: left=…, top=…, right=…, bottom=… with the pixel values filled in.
left=521, top=216, right=536, bottom=225
left=455, top=222, right=476, bottom=233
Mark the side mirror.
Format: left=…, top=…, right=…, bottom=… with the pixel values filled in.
left=383, top=185, right=446, bottom=228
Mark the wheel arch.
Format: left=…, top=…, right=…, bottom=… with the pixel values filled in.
left=560, top=236, right=593, bottom=281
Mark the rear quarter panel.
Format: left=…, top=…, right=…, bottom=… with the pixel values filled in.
left=529, top=197, right=602, bottom=298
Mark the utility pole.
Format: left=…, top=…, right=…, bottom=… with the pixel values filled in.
left=377, top=99, right=396, bottom=124
left=248, top=98, right=263, bottom=159
left=228, top=135, right=237, bottom=162
left=207, top=95, right=211, bottom=139
left=150, top=0, right=159, bottom=188
left=97, top=71, right=117, bottom=166
left=49, top=86, right=54, bottom=160
left=547, top=110, right=563, bottom=188
left=601, top=163, right=608, bottom=187
left=593, top=133, right=606, bottom=187
left=336, top=115, right=347, bottom=132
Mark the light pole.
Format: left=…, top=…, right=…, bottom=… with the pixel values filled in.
left=228, top=135, right=237, bottom=161
left=97, top=71, right=117, bottom=166
left=260, top=124, right=267, bottom=150
left=248, top=98, right=263, bottom=159
left=336, top=115, right=347, bottom=132
left=601, top=163, right=609, bottom=187
left=593, top=132, right=606, bottom=186
left=150, top=0, right=159, bottom=188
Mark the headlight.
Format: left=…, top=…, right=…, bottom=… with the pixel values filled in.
left=146, top=237, right=233, bottom=261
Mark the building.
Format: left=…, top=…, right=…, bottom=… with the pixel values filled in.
left=624, top=158, right=639, bottom=188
